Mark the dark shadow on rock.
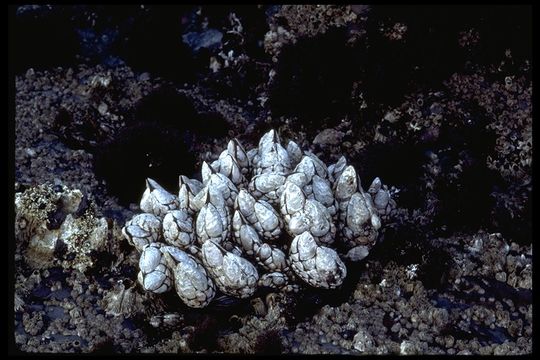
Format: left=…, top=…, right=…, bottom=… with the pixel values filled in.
left=354, top=142, right=427, bottom=211
left=11, top=6, right=80, bottom=74
left=93, top=123, right=197, bottom=206
left=269, top=28, right=360, bottom=128
left=133, top=86, right=198, bottom=129
left=113, top=5, right=198, bottom=83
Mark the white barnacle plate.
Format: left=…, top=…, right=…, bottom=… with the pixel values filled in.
left=201, top=240, right=259, bottom=298
left=162, top=210, right=194, bottom=249
left=258, top=271, right=289, bottom=290
left=335, top=165, right=359, bottom=203
left=178, top=175, right=203, bottom=215
left=231, top=210, right=262, bottom=256
left=341, top=192, right=381, bottom=248
left=201, top=162, right=239, bottom=208
left=289, top=232, right=346, bottom=289
left=236, top=189, right=282, bottom=241
left=328, top=156, right=347, bottom=185
left=122, top=213, right=162, bottom=252
left=279, top=182, right=307, bottom=223
left=140, top=178, right=180, bottom=217
left=195, top=187, right=230, bottom=245
left=214, top=152, right=247, bottom=187
left=255, top=243, right=289, bottom=272
left=227, top=138, right=250, bottom=171
left=256, top=129, right=292, bottom=174
left=161, top=245, right=216, bottom=308
left=286, top=140, right=303, bottom=168
left=138, top=243, right=172, bottom=294
left=248, top=172, right=286, bottom=206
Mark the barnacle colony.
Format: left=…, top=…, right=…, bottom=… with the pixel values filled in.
left=122, top=130, right=395, bottom=308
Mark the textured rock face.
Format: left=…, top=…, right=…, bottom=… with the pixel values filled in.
left=122, top=129, right=396, bottom=308
left=15, top=184, right=109, bottom=272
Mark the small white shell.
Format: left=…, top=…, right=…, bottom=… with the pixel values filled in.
left=122, top=213, right=162, bottom=252
left=258, top=272, right=288, bottom=290
left=232, top=210, right=262, bottom=256
left=140, top=178, right=179, bottom=217
left=178, top=176, right=203, bottom=215
left=162, top=210, right=194, bottom=249
left=280, top=182, right=335, bottom=245
left=248, top=172, right=286, bottom=206
left=161, top=245, right=216, bottom=308
left=328, top=156, right=347, bottom=185
left=294, top=155, right=324, bottom=180
left=216, top=153, right=247, bottom=187
left=289, top=232, right=346, bottom=289
left=344, top=245, right=371, bottom=262
left=367, top=177, right=397, bottom=216
left=335, top=165, right=359, bottom=202
left=227, top=138, right=250, bottom=171
left=255, top=243, right=289, bottom=272
left=340, top=192, right=380, bottom=248
left=138, top=243, right=172, bottom=294
left=201, top=164, right=239, bottom=208
left=279, top=182, right=306, bottom=222
left=256, top=130, right=291, bottom=174
left=287, top=140, right=303, bottom=168
left=235, top=189, right=282, bottom=241
left=195, top=200, right=229, bottom=245
left=201, top=240, right=259, bottom=298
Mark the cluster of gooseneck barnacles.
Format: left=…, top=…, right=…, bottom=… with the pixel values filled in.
left=122, top=130, right=396, bottom=308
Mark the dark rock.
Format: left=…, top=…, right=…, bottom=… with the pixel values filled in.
left=182, top=29, right=223, bottom=52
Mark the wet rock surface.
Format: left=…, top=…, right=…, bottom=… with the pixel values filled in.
left=12, top=5, right=531, bottom=354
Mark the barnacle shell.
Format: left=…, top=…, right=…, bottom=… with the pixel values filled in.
left=335, top=165, right=381, bottom=251
left=138, top=243, right=172, bottom=294
left=231, top=210, right=262, bottom=256
left=227, top=138, right=250, bottom=171
left=178, top=175, right=203, bottom=215
left=286, top=140, right=303, bottom=168
left=255, top=243, right=289, bottom=272
left=328, top=156, right=348, bottom=185
left=248, top=172, right=286, bottom=206
left=195, top=187, right=230, bottom=245
left=201, top=240, right=259, bottom=298
left=123, top=129, right=395, bottom=307
left=289, top=232, right=346, bottom=289
left=341, top=192, right=381, bottom=247
left=196, top=200, right=229, bottom=245
left=161, top=245, right=216, bottom=308
left=256, top=129, right=292, bottom=174
left=344, top=245, right=371, bottom=262
left=201, top=162, right=239, bottom=207
left=235, top=189, right=282, bottom=241
left=295, top=154, right=328, bottom=180
left=258, top=271, right=289, bottom=290
left=213, top=152, right=247, bottom=187
left=368, top=177, right=397, bottom=217
left=140, top=178, right=180, bottom=217
left=335, top=165, right=359, bottom=202
left=122, top=213, right=162, bottom=252
left=162, top=210, right=194, bottom=249
left=280, top=182, right=335, bottom=245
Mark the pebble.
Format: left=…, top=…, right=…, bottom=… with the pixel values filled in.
left=313, top=129, right=344, bottom=145
left=138, top=73, right=150, bottom=81
left=98, top=102, right=108, bottom=115
left=25, top=148, right=36, bottom=157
